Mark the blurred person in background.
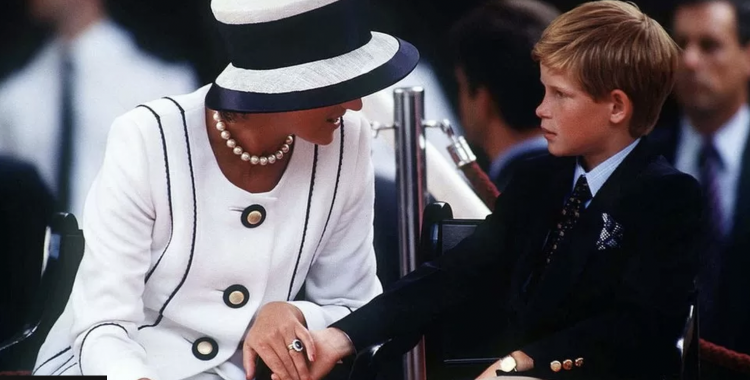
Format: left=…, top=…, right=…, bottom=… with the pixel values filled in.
left=0, top=0, right=197, bottom=216
left=657, top=1, right=750, bottom=377
left=449, top=0, right=559, bottom=191
left=0, top=157, right=54, bottom=370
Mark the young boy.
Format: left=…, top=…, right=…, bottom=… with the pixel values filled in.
left=293, top=2, right=702, bottom=379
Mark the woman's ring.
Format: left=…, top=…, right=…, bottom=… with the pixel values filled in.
left=288, top=339, right=304, bottom=352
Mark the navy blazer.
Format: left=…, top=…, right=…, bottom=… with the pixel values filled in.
left=333, top=139, right=703, bottom=380
left=652, top=122, right=750, bottom=355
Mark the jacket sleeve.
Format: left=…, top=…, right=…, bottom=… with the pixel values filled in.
left=69, top=111, right=161, bottom=380
left=330, top=158, right=528, bottom=351
left=520, top=173, right=702, bottom=379
left=288, top=113, right=383, bottom=331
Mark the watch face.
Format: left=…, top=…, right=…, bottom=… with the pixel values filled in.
left=500, top=356, right=517, bottom=372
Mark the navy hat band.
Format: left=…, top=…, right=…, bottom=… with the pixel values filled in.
left=206, top=37, right=419, bottom=113
left=216, top=0, right=371, bottom=70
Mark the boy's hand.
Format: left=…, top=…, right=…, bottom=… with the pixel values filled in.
left=475, top=350, right=534, bottom=379
left=242, top=302, right=315, bottom=380
left=308, top=328, right=356, bottom=380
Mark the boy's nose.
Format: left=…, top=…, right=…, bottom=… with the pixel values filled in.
left=536, top=101, right=549, bottom=119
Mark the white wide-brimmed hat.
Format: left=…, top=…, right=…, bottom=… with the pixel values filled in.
left=205, top=0, right=420, bottom=113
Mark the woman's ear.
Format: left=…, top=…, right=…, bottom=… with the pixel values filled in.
left=609, top=89, right=632, bottom=125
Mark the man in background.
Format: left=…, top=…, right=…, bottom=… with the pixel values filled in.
left=0, top=0, right=197, bottom=216
left=0, top=157, right=54, bottom=370
left=448, top=0, right=559, bottom=191
left=662, top=0, right=750, bottom=377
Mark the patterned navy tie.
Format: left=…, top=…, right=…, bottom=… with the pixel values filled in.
left=524, top=175, right=592, bottom=298
left=697, top=135, right=725, bottom=333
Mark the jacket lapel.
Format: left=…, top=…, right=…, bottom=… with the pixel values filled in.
left=508, top=157, right=575, bottom=310
left=520, top=140, right=653, bottom=322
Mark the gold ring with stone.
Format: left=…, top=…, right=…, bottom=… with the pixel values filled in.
left=288, top=339, right=304, bottom=352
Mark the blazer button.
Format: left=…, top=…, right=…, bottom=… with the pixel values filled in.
left=563, top=359, right=573, bottom=370
left=575, top=357, right=584, bottom=367
left=241, top=205, right=266, bottom=228
left=224, top=284, right=249, bottom=308
left=550, top=360, right=562, bottom=372
left=192, top=337, right=218, bottom=360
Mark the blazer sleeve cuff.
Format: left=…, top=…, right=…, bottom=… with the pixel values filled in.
left=76, top=324, right=158, bottom=380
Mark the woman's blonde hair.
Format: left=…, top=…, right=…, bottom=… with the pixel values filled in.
left=532, top=1, right=679, bottom=136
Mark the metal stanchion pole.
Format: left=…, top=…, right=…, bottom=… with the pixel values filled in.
left=393, top=87, right=428, bottom=380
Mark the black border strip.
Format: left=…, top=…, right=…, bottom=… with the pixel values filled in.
left=287, top=145, right=319, bottom=300
left=310, top=121, right=345, bottom=266
left=137, top=104, right=175, bottom=284
left=139, top=97, right=199, bottom=330
left=79, top=323, right=128, bottom=374
left=33, top=346, right=71, bottom=375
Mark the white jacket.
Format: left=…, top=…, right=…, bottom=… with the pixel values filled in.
left=33, top=86, right=382, bottom=380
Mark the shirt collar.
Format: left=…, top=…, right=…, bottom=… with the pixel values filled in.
left=488, top=136, right=548, bottom=179
left=573, top=138, right=641, bottom=197
left=680, top=104, right=750, bottom=172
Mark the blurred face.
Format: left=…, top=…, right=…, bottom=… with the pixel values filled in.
left=672, top=1, right=750, bottom=114
left=536, top=64, right=614, bottom=166
left=29, top=0, right=74, bottom=24
left=266, top=99, right=363, bottom=145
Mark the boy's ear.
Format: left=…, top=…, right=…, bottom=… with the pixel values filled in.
left=608, top=89, right=632, bottom=125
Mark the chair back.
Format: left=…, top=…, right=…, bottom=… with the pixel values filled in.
left=0, top=213, right=84, bottom=369
left=678, top=295, right=699, bottom=380
left=420, top=203, right=499, bottom=380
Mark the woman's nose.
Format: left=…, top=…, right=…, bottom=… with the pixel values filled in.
left=342, top=98, right=363, bottom=111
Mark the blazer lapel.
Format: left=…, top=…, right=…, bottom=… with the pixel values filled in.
left=508, top=157, right=575, bottom=310
left=520, top=140, right=652, bottom=322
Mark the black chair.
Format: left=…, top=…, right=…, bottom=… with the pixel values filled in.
left=0, top=213, right=84, bottom=370
left=351, top=202, right=700, bottom=380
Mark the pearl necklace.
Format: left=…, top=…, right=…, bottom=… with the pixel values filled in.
left=212, top=111, right=293, bottom=166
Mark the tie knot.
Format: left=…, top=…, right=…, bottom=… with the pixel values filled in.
left=572, top=175, right=592, bottom=203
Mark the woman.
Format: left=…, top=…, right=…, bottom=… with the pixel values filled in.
left=32, top=0, right=419, bottom=379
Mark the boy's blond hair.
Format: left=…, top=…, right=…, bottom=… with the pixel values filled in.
left=532, top=1, right=679, bottom=137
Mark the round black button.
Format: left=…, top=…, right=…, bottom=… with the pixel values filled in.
left=241, top=205, right=266, bottom=228
left=223, top=284, right=249, bottom=308
left=192, top=337, right=218, bottom=360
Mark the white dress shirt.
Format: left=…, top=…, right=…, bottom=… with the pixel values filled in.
left=0, top=19, right=197, bottom=216
left=675, top=105, right=750, bottom=233
left=573, top=138, right=641, bottom=207
left=489, top=135, right=548, bottom=181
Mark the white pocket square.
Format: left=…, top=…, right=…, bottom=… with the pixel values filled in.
left=597, top=213, right=624, bottom=250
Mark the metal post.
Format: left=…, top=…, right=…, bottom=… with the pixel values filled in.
left=393, top=87, right=428, bottom=380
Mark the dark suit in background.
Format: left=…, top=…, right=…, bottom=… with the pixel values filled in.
left=653, top=122, right=750, bottom=356
left=664, top=3, right=750, bottom=378
left=0, top=157, right=54, bottom=369
left=333, top=140, right=703, bottom=380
